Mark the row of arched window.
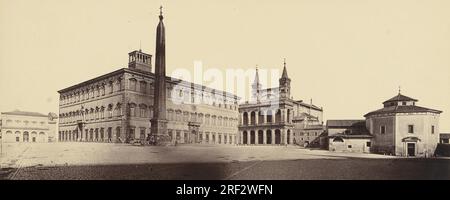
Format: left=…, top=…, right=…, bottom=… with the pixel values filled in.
left=5, top=130, right=45, bottom=135
left=241, top=109, right=292, bottom=125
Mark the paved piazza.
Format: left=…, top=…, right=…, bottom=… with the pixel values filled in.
left=0, top=143, right=449, bottom=180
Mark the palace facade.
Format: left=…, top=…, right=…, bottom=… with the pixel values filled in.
left=58, top=11, right=240, bottom=145
left=238, top=63, right=324, bottom=145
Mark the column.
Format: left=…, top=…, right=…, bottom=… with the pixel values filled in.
left=271, top=131, right=275, bottom=145
left=263, top=111, right=267, bottom=124
left=181, top=131, right=185, bottom=144
left=255, top=130, right=259, bottom=145
left=283, top=129, right=287, bottom=145
left=246, top=132, right=250, bottom=145
left=241, top=113, right=244, bottom=125
left=255, top=113, right=259, bottom=125
left=289, top=130, right=293, bottom=145
left=240, top=131, right=243, bottom=145
left=231, top=134, right=235, bottom=144
left=263, top=130, right=267, bottom=144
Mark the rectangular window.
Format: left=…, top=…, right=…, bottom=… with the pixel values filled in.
left=380, top=126, right=386, bottom=134
left=348, top=145, right=352, bottom=148
left=408, top=125, right=414, bottom=134
left=431, top=126, right=435, bottom=134
left=366, top=142, right=371, bottom=147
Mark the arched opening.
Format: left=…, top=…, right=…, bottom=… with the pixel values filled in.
left=258, top=111, right=264, bottom=124
left=243, top=112, right=249, bottom=125
left=258, top=130, right=264, bottom=144
left=31, top=131, right=37, bottom=143
left=275, top=109, right=282, bottom=123
left=266, top=110, right=273, bottom=123
left=333, top=137, right=344, bottom=142
left=100, top=128, right=104, bottom=141
left=89, top=129, right=94, bottom=141
left=107, top=128, right=112, bottom=142
left=23, top=131, right=29, bottom=142
left=250, top=112, right=256, bottom=125
left=275, top=129, right=281, bottom=144
left=243, top=131, right=248, bottom=144
left=266, top=130, right=272, bottom=144
left=250, top=130, right=256, bottom=144
left=287, top=110, right=291, bottom=123
left=95, top=129, right=99, bottom=141
left=287, top=129, right=291, bottom=144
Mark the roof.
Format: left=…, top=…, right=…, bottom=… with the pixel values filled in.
left=329, top=133, right=373, bottom=139
left=295, top=101, right=323, bottom=111
left=364, top=105, right=442, bottom=117
left=304, top=124, right=324, bottom=130
left=293, top=112, right=318, bottom=120
left=326, top=120, right=366, bottom=128
left=1, top=110, right=48, bottom=117
left=440, top=133, right=450, bottom=139
left=383, top=94, right=418, bottom=104
left=58, top=67, right=239, bottom=99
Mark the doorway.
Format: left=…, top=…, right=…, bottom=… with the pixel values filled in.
left=407, top=143, right=415, bottom=156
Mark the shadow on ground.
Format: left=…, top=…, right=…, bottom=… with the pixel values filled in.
left=3, top=158, right=450, bottom=180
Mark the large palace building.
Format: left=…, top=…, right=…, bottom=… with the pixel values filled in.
left=58, top=10, right=240, bottom=145
left=238, top=63, right=324, bottom=145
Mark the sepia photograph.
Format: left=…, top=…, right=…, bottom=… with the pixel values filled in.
left=1, top=0, right=449, bottom=186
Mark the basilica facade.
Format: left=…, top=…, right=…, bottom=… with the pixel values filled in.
left=238, top=63, right=324, bottom=145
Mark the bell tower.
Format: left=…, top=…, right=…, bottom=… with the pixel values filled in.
left=251, top=66, right=262, bottom=102
left=279, top=59, right=291, bottom=99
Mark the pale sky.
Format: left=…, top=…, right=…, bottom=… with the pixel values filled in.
left=1, top=0, right=449, bottom=131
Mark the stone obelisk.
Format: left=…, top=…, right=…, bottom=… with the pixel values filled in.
left=151, top=6, right=170, bottom=145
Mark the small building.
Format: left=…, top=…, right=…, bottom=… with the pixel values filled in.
left=292, top=113, right=324, bottom=147
left=326, top=120, right=372, bottom=153
left=0, top=110, right=58, bottom=143
left=365, top=93, right=442, bottom=157
left=440, top=133, right=450, bottom=144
